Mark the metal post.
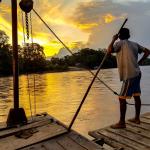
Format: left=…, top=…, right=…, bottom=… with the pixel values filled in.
left=7, top=0, right=27, bottom=127
left=12, top=0, right=19, bottom=109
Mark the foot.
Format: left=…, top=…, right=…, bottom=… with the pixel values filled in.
left=110, top=122, right=126, bottom=129
left=128, top=118, right=140, bottom=124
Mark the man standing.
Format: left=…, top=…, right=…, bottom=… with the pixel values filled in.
left=108, top=28, right=150, bottom=129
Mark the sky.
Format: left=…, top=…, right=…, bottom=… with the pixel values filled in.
left=0, top=0, right=150, bottom=57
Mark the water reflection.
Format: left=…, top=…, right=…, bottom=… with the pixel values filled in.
left=0, top=66, right=150, bottom=138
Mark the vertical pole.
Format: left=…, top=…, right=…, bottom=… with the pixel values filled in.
left=11, top=0, right=19, bottom=109
left=7, top=0, right=27, bottom=127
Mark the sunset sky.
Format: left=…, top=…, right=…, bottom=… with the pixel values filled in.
left=0, top=0, right=150, bottom=57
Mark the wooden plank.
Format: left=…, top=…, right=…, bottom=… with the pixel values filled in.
left=89, top=131, right=134, bottom=150
left=0, top=119, right=51, bottom=138
left=97, top=129, right=149, bottom=150
left=56, top=136, right=87, bottom=150
left=142, top=116, right=150, bottom=120
left=141, top=112, right=150, bottom=119
left=140, top=117, right=150, bottom=124
left=127, top=121, right=150, bottom=131
left=140, top=112, right=150, bottom=119
left=141, top=112, right=150, bottom=117
left=0, top=123, right=67, bottom=150
left=126, top=124, right=150, bottom=139
left=22, top=141, right=66, bottom=150
left=68, top=131, right=104, bottom=150
left=28, top=113, right=54, bottom=123
left=21, top=137, right=67, bottom=150
left=106, top=127, right=150, bottom=147
left=41, top=141, right=66, bottom=150
left=21, top=131, right=103, bottom=150
left=89, top=113, right=150, bottom=150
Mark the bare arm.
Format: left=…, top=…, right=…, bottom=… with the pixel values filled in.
left=107, top=34, right=118, bottom=54
left=138, top=48, right=150, bottom=65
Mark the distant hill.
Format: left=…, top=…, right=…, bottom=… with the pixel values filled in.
left=54, top=48, right=71, bottom=58
left=47, top=48, right=80, bottom=59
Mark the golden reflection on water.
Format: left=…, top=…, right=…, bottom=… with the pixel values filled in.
left=0, top=67, right=150, bottom=138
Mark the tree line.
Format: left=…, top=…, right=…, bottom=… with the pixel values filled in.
left=0, top=30, right=150, bottom=76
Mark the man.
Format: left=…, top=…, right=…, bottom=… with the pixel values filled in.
left=108, top=28, right=150, bottom=129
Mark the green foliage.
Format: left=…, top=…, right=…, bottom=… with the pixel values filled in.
left=0, top=30, right=9, bottom=47
left=20, top=43, right=46, bottom=73
left=0, top=30, right=150, bottom=77
left=45, top=57, right=68, bottom=71
left=0, top=30, right=12, bottom=76
left=63, top=48, right=117, bottom=69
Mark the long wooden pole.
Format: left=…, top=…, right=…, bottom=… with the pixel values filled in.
left=11, top=0, right=19, bottom=109
left=68, top=18, right=128, bottom=131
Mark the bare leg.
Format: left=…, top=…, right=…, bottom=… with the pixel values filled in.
left=119, top=98, right=127, bottom=124
left=111, top=98, right=126, bottom=129
left=134, top=96, right=141, bottom=120
left=128, top=96, right=141, bottom=124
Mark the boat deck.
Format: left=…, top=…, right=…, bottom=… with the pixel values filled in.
left=0, top=113, right=103, bottom=150
left=89, top=112, right=150, bottom=150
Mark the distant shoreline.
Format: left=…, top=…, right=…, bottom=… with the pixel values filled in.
left=0, top=67, right=86, bottom=78
left=1, top=65, right=150, bottom=78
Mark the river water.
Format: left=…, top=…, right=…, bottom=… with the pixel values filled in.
left=0, top=66, right=150, bottom=138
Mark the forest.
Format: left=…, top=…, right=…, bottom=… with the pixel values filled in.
left=0, top=30, right=150, bottom=76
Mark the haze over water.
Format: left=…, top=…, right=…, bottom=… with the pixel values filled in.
left=0, top=66, right=150, bottom=138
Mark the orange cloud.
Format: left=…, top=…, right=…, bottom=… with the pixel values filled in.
left=0, top=3, right=11, bottom=14
left=0, top=1, right=90, bottom=57
left=75, top=23, right=98, bottom=31
left=0, top=14, right=12, bottom=41
left=103, top=13, right=116, bottom=23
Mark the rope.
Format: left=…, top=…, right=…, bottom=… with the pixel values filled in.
left=21, top=10, right=34, bottom=119
left=27, top=74, right=33, bottom=120
left=32, top=8, right=119, bottom=96
left=32, top=10, right=150, bottom=108
left=25, top=12, right=29, bottom=39
left=32, top=8, right=150, bottom=128
left=33, top=75, right=36, bottom=115
left=29, top=12, right=37, bottom=115
left=32, top=11, right=130, bottom=130
left=30, top=12, right=33, bottom=44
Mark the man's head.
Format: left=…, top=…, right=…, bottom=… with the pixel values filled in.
left=119, top=28, right=130, bottom=40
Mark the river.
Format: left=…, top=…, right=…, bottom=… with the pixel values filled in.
left=0, top=66, right=150, bottom=138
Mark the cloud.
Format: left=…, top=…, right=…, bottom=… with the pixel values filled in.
left=1, top=0, right=150, bottom=57
left=113, top=0, right=150, bottom=3
left=103, top=14, right=117, bottom=23
left=68, top=1, right=126, bottom=32
left=0, top=14, right=12, bottom=42
left=69, top=0, right=150, bottom=49
left=0, top=3, right=11, bottom=14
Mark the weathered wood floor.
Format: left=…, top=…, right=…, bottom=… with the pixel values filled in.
left=89, top=112, right=150, bottom=150
left=0, top=113, right=103, bottom=150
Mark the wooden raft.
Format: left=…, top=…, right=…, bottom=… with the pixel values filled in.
left=89, top=112, right=150, bottom=150
left=0, top=113, right=103, bottom=150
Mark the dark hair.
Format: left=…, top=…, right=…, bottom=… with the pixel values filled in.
left=119, top=28, right=130, bottom=40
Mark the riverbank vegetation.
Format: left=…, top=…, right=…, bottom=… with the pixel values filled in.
left=0, top=30, right=150, bottom=76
